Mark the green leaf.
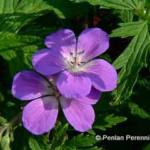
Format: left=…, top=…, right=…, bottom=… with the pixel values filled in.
left=28, top=136, right=50, bottom=150
left=0, top=32, right=40, bottom=52
left=16, top=0, right=50, bottom=14
left=74, top=0, right=141, bottom=10
left=97, top=0, right=138, bottom=9
left=128, top=102, right=150, bottom=119
left=0, top=0, right=51, bottom=14
left=65, top=134, right=97, bottom=149
left=94, top=114, right=127, bottom=131
left=29, top=137, right=42, bottom=150
left=118, top=10, right=134, bottom=22
left=0, top=32, right=40, bottom=76
left=0, top=0, right=17, bottom=14
left=0, top=132, right=11, bottom=150
left=112, top=21, right=150, bottom=103
left=0, top=116, right=7, bottom=125
left=113, top=21, right=149, bottom=69
left=0, top=0, right=52, bottom=32
left=110, top=21, right=144, bottom=38
left=50, top=122, right=69, bottom=149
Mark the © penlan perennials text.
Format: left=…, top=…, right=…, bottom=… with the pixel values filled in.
left=95, top=134, right=150, bottom=141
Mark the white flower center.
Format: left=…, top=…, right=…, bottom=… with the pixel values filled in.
left=65, top=49, right=86, bottom=73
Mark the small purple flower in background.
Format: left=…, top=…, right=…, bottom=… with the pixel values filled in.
left=12, top=71, right=100, bottom=135
left=32, top=28, right=117, bottom=99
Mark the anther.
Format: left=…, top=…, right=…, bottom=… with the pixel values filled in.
left=77, top=50, right=84, bottom=55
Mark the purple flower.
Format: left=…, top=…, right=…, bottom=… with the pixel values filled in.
left=32, top=28, right=117, bottom=99
left=12, top=71, right=101, bottom=135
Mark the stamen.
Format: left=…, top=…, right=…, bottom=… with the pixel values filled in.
left=70, top=61, right=74, bottom=65
left=70, top=52, right=73, bottom=55
left=77, top=50, right=84, bottom=55
left=65, top=49, right=86, bottom=73
left=78, top=61, right=85, bottom=66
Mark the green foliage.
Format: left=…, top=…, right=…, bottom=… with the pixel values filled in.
left=128, top=102, right=150, bottom=119
left=110, top=21, right=145, bottom=38
left=50, top=122, right=69, bottom=149
left=119, top=10, right=134, bottom=22
left=0, top=0, right=150, bottom=149
left=0, top=0, right=50, bottom=32
left=64, top=134, right=99, bottom=150
left=0, top=116, right=7, bottom=125
left=0, top=33, right=40, bottom=76
left=73, top=0, right=144, bottom=10
left=94, top=114, right=127, bottom=131
left=29, top=137, right=42, bottom=150
left=0, top=132, right=11, bottom=150
left=112, top=21, right=150, bottom=103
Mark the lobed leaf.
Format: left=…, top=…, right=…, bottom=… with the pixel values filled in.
left=0, top=132, right=11, bottom=150
left=29, top=137, right=43, bottom=150
left=110, top=21, right=144, bottom=38
left=94, top=114, right=127, bottom=131
left=113, top=21, right=150, bottom=103
left=128, top=102, right=150, bottom=119
left=64, top=134, right=97, bottom=149
left=73, top=0, right=142, bottom=10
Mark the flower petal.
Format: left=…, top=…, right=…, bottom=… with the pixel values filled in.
left=60, top=97, right=95, bottom=132
left=77, top=87, right=101, bottom=105
left=77, top=28, right=109, bottom=61
left=22, top=96, right=58, bottom=135
left=32, top=49, right=65, bottom=76
left=45, top=29, right=76, bottom=56
left=12, top=71, right=51, bottom=100
left=86, top=59, right=117, bottom=91
left=56, top=71, right=92, bottom=99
